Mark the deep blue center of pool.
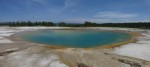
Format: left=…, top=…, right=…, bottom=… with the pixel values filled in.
left=22, top=30, right=131, bottom=48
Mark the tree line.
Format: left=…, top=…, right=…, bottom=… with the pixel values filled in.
left=8, top=21, right=55, bottom=26
left=0, top=21, right=150, bottom=29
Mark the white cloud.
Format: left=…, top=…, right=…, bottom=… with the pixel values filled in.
left=61, top=0, right=82, bottom=11
left=31, top=0, right=46, bottom=5
left=63, top=11, right=140, bottom=23
left=63, top=17, right=142, bottom=23
left=76, top=11, right=141, bottom=23
left=63, top=18, right=114, bottom=23
left=64, top=0, right=77, bottom=8
left=33, top=0, right=82, bottom=14
left=94, top=11, right=138, bottom=19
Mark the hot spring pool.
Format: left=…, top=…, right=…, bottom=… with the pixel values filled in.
left=22, top=30, right=131, bottom=48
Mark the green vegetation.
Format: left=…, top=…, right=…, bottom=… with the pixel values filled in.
left=0, top=22, right=9, bottom=26
left=9, top=21, right=55, bottom=26
left=0, top=21, right=150, bottom=29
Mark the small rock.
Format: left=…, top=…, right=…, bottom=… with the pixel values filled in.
left=77, top=63, right=88, bottom=67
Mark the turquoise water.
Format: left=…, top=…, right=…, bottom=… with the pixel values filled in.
left=22, top=30, right=131, bottom=48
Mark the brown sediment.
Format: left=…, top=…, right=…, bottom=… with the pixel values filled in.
left=58, top=55, right=75, bottom=67
left=42, top=45, right=67, bottom=49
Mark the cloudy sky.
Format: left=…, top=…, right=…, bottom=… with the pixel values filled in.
left=0, top=0, right=150, bottom=23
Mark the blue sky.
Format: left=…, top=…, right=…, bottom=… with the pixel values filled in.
left=0, top=0, right=150, bottom=23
